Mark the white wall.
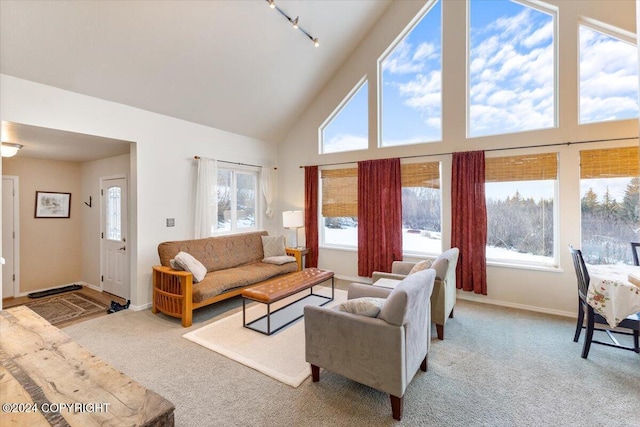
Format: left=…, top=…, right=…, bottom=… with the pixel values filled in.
left=0, top=75, right=279, bottom=308
left=80, top=153, right=130, bottom=290
left=276, top=0, right=639, bottom=316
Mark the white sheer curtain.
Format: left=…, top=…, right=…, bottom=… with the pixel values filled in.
left=261, top=166, right=276, bottom=219
left=194, top=157, right=218, bottom=238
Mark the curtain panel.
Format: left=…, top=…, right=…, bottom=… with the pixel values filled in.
left=194, top=157, right=217, bottom=239
left=451, top=151, right=487, bottom=294
left=357, top=158, right=403, bottom=277
left=304, top=166, right=319, bottom=268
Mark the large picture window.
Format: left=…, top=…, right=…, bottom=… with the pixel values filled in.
left=401, top=162, right=442, bottom=254
left=320, top=168, right=358, bottom=247
left=320, top=78, right=368, bottom=154
left=485, top=153, right=558, bottom=266
left=216, top=168, right=258, bottom=233
left=379, top=0, right=441, bottom=147
left=468, top=0, right=556, bottom=138
left=579, top=23, right=639, bottom=124
left=580, top=146, right=639, bottom=265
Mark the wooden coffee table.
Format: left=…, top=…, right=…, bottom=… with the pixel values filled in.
left=241, top=268, right=334, bottom=335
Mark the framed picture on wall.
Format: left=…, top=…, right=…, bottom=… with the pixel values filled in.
left=34, top=191, right=71, bottom=218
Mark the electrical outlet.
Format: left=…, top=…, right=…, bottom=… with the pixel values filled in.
left=166, top=218, right=175, bottom=227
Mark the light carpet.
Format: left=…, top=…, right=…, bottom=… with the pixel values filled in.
left=183, top=287, right=346, bottom=387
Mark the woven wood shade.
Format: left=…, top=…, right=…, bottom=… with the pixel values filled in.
left=485, top=153, right=558, bottom=182
left=401, top=162, right=440, bottom=188
left=321, top=168, right=358, bottom=217
left=580, top=146, right=639, bottom=179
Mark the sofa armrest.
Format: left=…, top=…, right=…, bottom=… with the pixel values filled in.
left=152, top=265, right=194, bottom=327
left=347, top=283, right=393, bottom=300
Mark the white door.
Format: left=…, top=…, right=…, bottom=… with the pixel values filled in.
left=2, top=177, right=18, bottom=298
left=101, top=176, right=129, bottom=299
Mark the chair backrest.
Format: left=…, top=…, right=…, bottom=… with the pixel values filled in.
left=568, top=245, right=590, bottom=301
left=631, top=242, right=640, bottom=266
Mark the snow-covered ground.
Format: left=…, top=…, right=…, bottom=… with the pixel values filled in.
left=324, top=226, right=554, bottom=264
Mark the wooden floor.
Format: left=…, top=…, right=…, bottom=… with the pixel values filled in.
left=2, top=286, right=127, bottom=327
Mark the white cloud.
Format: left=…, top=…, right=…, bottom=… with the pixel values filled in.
left=383, top=40, right=425, bottom=74
left=324, top=134, right=368, bottom=154
left=468, top=3, right=555, bottom=136
left=579, top=25, right=639, bottom=123
left=413, top=42, right=437, bottom=61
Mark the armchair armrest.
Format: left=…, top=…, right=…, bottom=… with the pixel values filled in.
left=347, top=283, right=392, bottom=300
left=372, top=272, right=407, bottom=283
left=304, top=305, right=406, bottom=397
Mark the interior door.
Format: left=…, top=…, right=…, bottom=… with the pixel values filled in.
left=2, top=177, right=17, bottom=298
left=101, top=176, right=129, bottom=299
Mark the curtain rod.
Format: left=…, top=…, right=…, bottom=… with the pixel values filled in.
left=298, top=136, right=638, bottom=168
left=194, top=156, right=277, bottom=170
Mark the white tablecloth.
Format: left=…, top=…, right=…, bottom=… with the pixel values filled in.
left=587, top=264, right=640, bottom=328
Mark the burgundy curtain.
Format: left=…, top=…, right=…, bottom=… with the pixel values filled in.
left=304, top=166, right=319, bottom=268
left=451, top=151, right=487, bottom=294
left=357, top=158, right=403, bottom=277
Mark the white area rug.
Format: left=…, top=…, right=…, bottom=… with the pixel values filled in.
left=183, top=287, right=347, bottom=388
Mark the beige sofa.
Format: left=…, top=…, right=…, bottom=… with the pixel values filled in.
left=152, top=231, right=297, bottom=327
left=372, top=247, right=459, bottom=340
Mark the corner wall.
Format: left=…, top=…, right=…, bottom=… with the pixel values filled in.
left=2, top=157, right=82, bottom=293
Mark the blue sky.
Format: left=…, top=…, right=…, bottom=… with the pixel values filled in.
left=323, top=0, right=639, bottom=151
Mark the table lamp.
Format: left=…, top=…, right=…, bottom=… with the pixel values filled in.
left=283, top=210, right=304, bottom=249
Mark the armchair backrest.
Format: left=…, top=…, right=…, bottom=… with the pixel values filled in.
left=431, top=248, right=459, bottom=284
left=378, top=269, right=435, bottom=385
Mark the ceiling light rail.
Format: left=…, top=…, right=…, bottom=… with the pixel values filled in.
left=266, top=0, right=319, bottom=47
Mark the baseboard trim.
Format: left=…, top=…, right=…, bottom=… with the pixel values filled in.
left=130, top=303, right=151, bottom=311
left=457, top=292, right=575, bottom=318
left=17, top=281, right=94, bottom=298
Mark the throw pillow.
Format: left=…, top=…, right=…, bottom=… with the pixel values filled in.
left=169, top=259, right=183, bottom=270
left=409, top=259, right=432, bottom=275
left=338, top=297, right=385, bottom=318
left=173, top=251, right=207, bottom=283
left=263, top=255, right=297, bottom=265
left=262, top=235, right=286, bottom=258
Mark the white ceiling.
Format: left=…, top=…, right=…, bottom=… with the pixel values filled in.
left=0, top=0, right=392, bottom=146
left=2, top=122, right=131, bottom=163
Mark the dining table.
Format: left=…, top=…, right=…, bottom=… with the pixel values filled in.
left=586, top=264, right=640, bottom=328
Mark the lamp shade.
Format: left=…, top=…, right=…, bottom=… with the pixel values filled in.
left=283, top=210, right=304, bottom=228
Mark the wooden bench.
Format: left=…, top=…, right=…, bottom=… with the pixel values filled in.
left=241, top=268, right=334, bottom=335
left=0, top=306, right=175, bottom=426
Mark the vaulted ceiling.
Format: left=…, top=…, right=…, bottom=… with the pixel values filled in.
left=0, top=0, right=392, bottom=143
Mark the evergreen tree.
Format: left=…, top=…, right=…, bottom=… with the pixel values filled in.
left=621, top=177, right=640, bottom=222
left=581, top=187, right=599, bottom=213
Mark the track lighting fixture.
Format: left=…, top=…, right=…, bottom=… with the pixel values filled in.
left=265, top=0, right=319, bottom=47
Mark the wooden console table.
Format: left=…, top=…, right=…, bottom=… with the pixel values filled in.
left=0, top=306, right=174, bottom=426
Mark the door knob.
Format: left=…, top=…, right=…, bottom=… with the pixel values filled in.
left=119, top=246, right=126, bottom=251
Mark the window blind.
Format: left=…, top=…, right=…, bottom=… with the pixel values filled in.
left=321, top=168, right=358, bottom=217
left=580, top=146, right=639, bottom=178
left=401, top=162, right=440, bottom=188
left=485, top=153, right=558, bottom=182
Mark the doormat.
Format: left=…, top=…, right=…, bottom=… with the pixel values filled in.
left=22, top=292, right=109, bottom=326
left=27, top=284, right=83, bottom=299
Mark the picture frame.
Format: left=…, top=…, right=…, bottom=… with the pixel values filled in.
left=34, top=191, right=71, bottom=218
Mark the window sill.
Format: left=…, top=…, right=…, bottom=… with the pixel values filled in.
left=319, top=244, right=358, bottom=253
left=487, top=260, right=563, bottom=273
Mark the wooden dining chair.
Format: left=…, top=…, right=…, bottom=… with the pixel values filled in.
left=569, top=245, right=640, bottom=358
left=631, top=242, right=640, bottom=266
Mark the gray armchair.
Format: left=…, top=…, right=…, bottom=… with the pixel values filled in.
left=304, top=269, right=436, bottom=421
left=372, top=247, right=459, bottom=340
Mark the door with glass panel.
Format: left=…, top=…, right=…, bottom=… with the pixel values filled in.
left=101, top=176, right=129, bottom=299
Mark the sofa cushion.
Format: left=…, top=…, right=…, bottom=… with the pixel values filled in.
left=192, top=261, right=298, bottom=303
left=158, top=231, right=268, bottom=272
left=409, top=259, right=432, bottom=275
left=173, top=251, right=207, bottom=282
left=339, top=297, right=385, bottom=317
left=262, top=235, right=286, bottom=258
left=263, top=255, right=296, bottom=265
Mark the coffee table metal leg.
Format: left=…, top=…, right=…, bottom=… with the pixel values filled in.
left=267, top=303, right=271, bottom=335
left=242, top=298, right=246, bottom=327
